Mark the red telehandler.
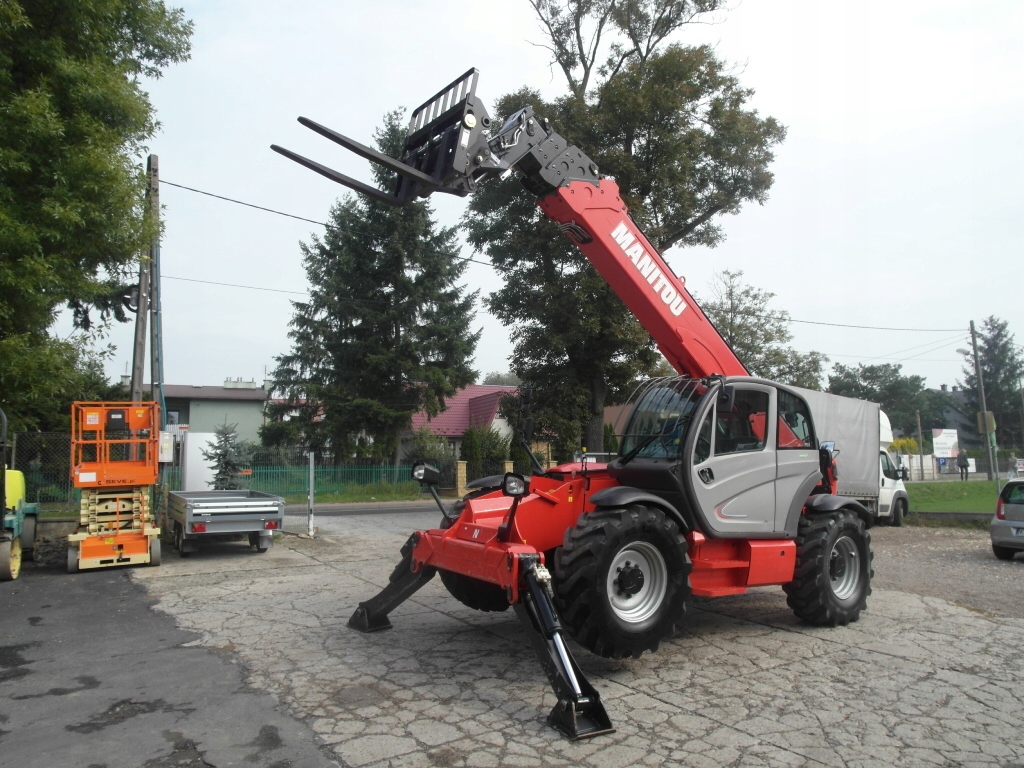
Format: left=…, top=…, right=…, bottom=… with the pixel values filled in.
left=273, top=69, right=873, bottom=740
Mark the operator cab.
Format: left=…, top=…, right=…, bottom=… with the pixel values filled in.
left=609, top=376, right=823, bottom=539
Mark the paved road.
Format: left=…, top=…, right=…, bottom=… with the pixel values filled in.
left=0, top=555, right=338, bottom=768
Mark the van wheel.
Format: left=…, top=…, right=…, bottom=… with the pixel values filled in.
left=889, top=499, right=905, bottom=527
left=554, top=505, right=690, bottom=659
left=785, top=511, right=873, bottom=626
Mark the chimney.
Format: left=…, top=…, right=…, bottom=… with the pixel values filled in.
left=940, top=384, right=948, bottom=392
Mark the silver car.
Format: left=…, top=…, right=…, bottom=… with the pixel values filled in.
left=991, top=479, right=1024, bottom=560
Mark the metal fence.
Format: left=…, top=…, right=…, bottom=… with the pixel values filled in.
left=11, top=433, right=454, bottom=508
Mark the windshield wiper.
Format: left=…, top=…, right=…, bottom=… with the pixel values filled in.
left=618, top=433, right=659, bottom=466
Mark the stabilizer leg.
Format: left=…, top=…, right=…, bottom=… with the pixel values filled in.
left=514, top=556, right=614, bottom=740
left=348, top=534, right=437, bottom=632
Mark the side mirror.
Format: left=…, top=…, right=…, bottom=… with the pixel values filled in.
left=411, top=462, right=440, bottom=486
left=522, top=416, right=535, bottom=442
left=502, top=472, right=529, bottom=497
left=900, top=467, right=909, bottom=481
left=718, top=385, right=736, bottom=413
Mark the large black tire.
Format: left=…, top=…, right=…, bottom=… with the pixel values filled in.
left=889, top=498, right=905, bottom=527
left=992, top=543, right=1017, bottom=561
left=784, top=511, right=873, bottom=626
left=553, top=505, right=690, bottom=659
left=174, top=524, right=190, bottom=558
left=436, top=506, right=510, bottom=613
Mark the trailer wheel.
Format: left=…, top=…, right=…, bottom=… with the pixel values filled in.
left=784, top=510, right=873, bottom=626
left=67, top=543, right=80, bottom=574
left=249, top=532, right=270, bottom=553
left=436, top=513, right=510, bottom=613
left=889, top=499, right=905, bottom=527
left=554, top=505, right=690, bottom=659
left=174, top=524, right=190, bottom=558
left=20, top=515, right=36, bottom=561
left=0, top=538, right=22, bottom=581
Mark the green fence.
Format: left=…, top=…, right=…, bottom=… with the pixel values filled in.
left=246, top=464, right=414, bottom=496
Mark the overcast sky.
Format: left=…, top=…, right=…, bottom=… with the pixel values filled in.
left=79, top=0, right=1024, bottom=394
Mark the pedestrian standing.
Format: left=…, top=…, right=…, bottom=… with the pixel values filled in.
left=957, top=448, right=969, bottom=481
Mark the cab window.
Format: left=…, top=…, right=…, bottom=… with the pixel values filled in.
left=714, top=389, right=769, bottom=456
left=777, top=390, right=815, bottom=449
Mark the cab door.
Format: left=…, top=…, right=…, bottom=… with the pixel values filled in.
left=688, top=384, right=777, bottom=536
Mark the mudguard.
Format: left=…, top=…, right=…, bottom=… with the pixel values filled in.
left=804, top=494, right=871, bottom=527
left=587, top=486, right=687, bottom=531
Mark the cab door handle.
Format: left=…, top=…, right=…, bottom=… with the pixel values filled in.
left=699, top=468, right=714, bottom=484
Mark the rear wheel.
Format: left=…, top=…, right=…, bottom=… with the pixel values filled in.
left=249, top=532, right=270, bottom=553
left=889, top=499, right=905, bottom=527
left=0, top=538, right=22, bottom=581
left=67, top=543, right=80, bottom=574
left=437, top=510, right=509, bottom=612
left=992, top=543, right=1017, bottom=561
left=554, top=505, right=690, bottom=659
left=20, top=515, right=36, bottom=561
left=784, top=511, right=873, bottom=626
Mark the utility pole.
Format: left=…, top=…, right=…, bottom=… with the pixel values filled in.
left=969, top=320, right=999, bottom=485
left=129, top=210, right=152, bottom=404
left=146, top=155, right=165, bottom=425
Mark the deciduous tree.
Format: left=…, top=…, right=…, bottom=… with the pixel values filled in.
left=465, top=0, right=785, bottom=455
left=828, top=363, right=947, bottom=439
left=699, top=270, right=827, bottom=389
left=959, top=316, right=1024, bottom=448
left=0, top=0, right=192, bottom=427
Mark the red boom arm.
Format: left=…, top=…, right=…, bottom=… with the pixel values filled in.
left=539, top=180, right=748, bottom=379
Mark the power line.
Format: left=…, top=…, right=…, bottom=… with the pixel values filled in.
left=159, top=179, right=968, bottom=334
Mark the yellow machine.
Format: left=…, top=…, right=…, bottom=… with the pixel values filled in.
left=68, top=402, right=161, bottom=572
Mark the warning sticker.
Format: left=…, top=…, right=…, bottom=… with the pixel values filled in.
left=86, top=413, right=100, bottom=425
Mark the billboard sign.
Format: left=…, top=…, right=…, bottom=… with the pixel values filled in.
left=932, top=428, right=959, bottom=459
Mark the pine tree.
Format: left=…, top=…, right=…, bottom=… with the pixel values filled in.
left=271, top=110, right=479, bottom=459
left=959, top=316, right=1024, bottom=449
left=201, top=423, right=243, bottom=491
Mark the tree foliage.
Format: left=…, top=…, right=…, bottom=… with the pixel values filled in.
left=465, top=0, right=785, bottom=455
left=270, top=112, right=479, bottom=460
left=0, top=0, right=191, bottom=428
left=959, top=316, right=1024, bottom=448
left=828, top=363, right=948, bottom=440
left=699, top=270, right=827, bottom=389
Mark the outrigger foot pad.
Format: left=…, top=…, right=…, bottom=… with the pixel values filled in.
left=514, top=556, right=615, bottom=740
left=347, top=534, right=437, bottom=633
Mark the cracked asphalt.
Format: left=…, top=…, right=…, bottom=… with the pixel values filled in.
left=3, top=507, right=1023, bottom=767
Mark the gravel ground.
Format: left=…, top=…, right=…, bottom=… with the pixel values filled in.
left=870, top=522, right=1024, bottom=619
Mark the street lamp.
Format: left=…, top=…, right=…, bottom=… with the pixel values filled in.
left=958, top=319, right=999, bottom=486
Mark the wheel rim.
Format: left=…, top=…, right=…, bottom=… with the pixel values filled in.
left=606, top=541, right=668, bottom=623
left=829, top=535, right=860, bottom=601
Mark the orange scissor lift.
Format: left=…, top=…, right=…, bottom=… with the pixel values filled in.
left=68, top=402, right=162, bottom=573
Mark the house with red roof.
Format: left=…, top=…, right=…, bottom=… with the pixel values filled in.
left=404, top=384, right=517, bottom=459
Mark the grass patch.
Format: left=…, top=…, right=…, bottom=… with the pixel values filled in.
left=905, top=515, right=990, bottom=530
left=907, top=481, right=1001, bottom=513
left=283, top=480, right=425, bottom=505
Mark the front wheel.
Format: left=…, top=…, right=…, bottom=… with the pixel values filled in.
left=149, top=537, right=161, bottom=567
left=554, top=505, right=690, bottom=659
left=889, top=498, right=905, bottom=527
left=784, top=511, right=873, bottom=626
left=20, top=515, right=36, bottom=561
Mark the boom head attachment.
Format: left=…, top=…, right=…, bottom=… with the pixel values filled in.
left=272, top=68, right=600, bottom=205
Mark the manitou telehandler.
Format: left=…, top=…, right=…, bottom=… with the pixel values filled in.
left=273, top=68, right=874, bottom=739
